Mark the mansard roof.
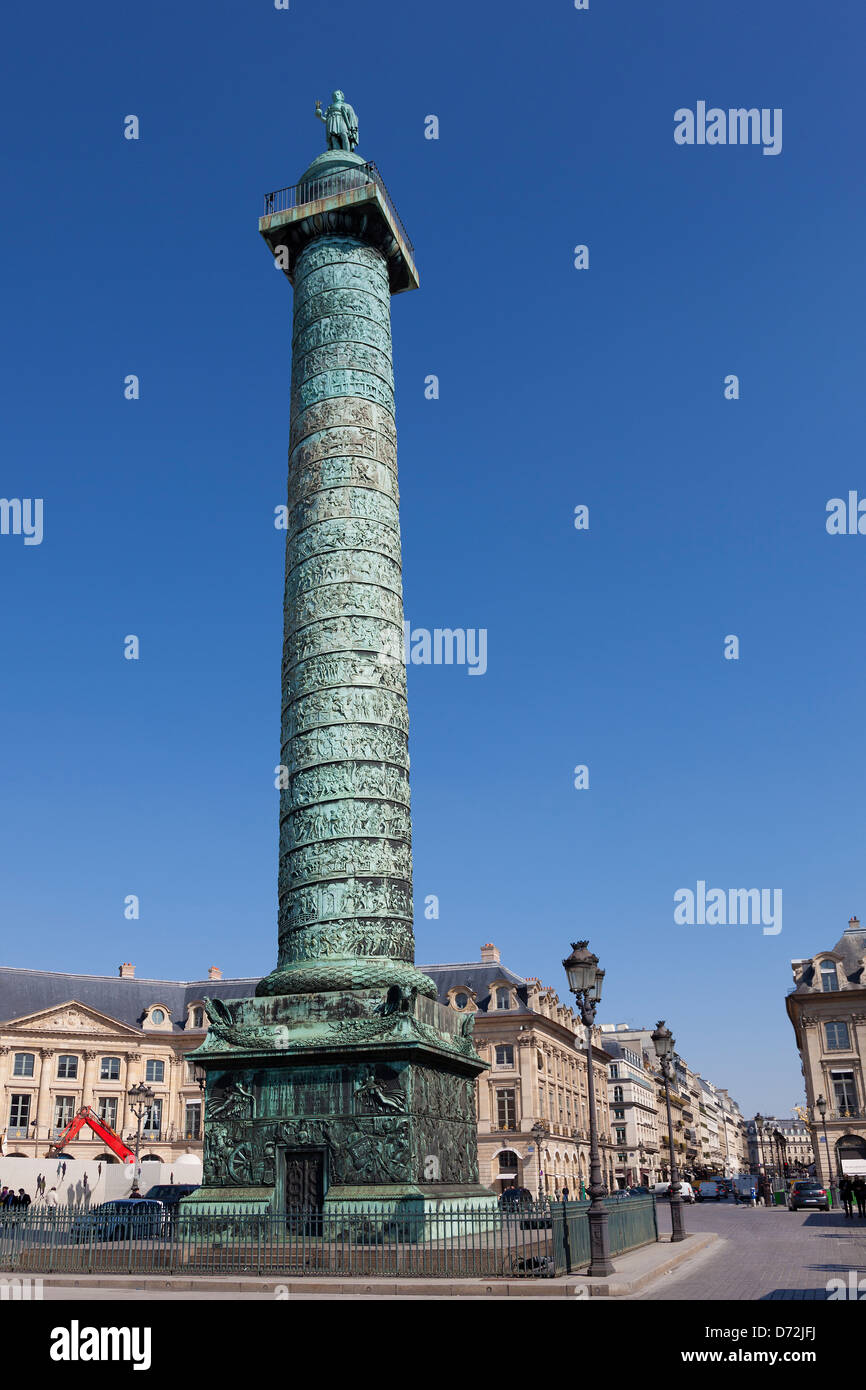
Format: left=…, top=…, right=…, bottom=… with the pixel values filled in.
left=0, top=967, right=258, bottom=1034
left=831, top=919, right=866, bottom=983
left=418, top=960, right=533, bottom=1015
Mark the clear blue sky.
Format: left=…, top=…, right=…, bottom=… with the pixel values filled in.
left=1, top=0, right=864, bottom=1116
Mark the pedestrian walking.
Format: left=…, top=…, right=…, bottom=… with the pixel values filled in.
left=840, top=1176, right=854, bottom=1218
left=45, top=1187, right=58, bottom=1207
left=854, top=1177, right=866, bottom=1218
left=17, top=1189, right=30, bottom=1209
left=61, top=1161, right=67, bottom=1179
left=561, top=1184, right=570, bottom=1202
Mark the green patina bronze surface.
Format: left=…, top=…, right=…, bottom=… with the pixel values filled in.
left=256, top=231, right=431, bottom=1001
left=187, top=105, right=495, bottom=1218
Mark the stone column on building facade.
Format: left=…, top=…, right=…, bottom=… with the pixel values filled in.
left=167, top=1055, right=183, bottom=1143
left=121, top=1053, right=143, bottom=1140
left=81, top=1050, right=99, bottom=1109
left=0, top=1047, right=11, bottom=1143
left=35, top=1048, right=55, bottom=1140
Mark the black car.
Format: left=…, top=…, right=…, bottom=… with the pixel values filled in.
left=141, top=1184, right=200, bottom=1231
left=787, top=1180, right=829, bottom=1212
left=142, top=1184, right=200, bottom=1207
left=73, top=1199, right=165, bottom=1241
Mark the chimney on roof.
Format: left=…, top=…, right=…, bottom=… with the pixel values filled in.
left=118, top=963, right=135, bottom=978
left=208, top=965, right=223, bottom=981
left=849, top=916, right=860, bottom=931
left=480, top=943, right=500, bottom=964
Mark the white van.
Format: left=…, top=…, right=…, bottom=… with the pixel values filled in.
left=652, top=1180, right=695, bottom=1203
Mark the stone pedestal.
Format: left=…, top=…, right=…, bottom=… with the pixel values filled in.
left=185, top=991, right=494, bottom=1215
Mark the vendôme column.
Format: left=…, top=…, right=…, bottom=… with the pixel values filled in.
left=187, top=101, right=495, bottom=1217
left=257, top=133, right=434, bottom=1002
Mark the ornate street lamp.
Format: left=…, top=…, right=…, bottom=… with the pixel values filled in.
left=815, top=1094, right=836, bottom=1206
left=563, top=941, right=613, bottom=1276
left=530, top=1120, right=548, bottom=1202
left=651, top=1021, right=686, bottom=1243
left=754, top=1113, right=767, bottom=1201
left=773, top=1128, right=786, bottom=1194
left=127, top=1081, right=155, bottom=1195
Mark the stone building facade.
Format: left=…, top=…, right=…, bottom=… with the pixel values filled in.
left=598, top=1032, right=660, bottom=1187
left=787, top=915, right=866, bottom=1185
left=420, top=945, right=616, bottom=1198
left=596, top=1023, right=750, bottom=1180
left=0, top=964, right=254, bottom=1165
left=745, top=1115, right=814, bottom=1179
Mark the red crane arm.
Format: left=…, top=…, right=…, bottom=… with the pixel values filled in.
left=48, top=1106, right=136, bottom=1163
left=53, top=1110, right=90, bottom=1148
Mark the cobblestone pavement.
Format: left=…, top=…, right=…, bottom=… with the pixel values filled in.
left=641, top=1201, right=866, bottom=1300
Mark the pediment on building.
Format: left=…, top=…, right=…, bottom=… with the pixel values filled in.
left=3, top=1000, right=142, bottom=1039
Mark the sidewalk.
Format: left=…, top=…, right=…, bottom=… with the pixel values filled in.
left=28, top=1232, right=719, bottom=1299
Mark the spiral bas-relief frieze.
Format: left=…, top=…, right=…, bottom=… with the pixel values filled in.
left=286, top=518, right=403, bottom=572
left=284, top=549, right=402, bottom=608
left=273, top=235, right=415, bottom=986
left=288, top=456, right=399, bottom=509
left=285, top=723, right=408, bottom=774
left=283, top=650, right=405, bottom=702
left=283, top=580, right=404, bottom=638
left=282, top=684, right=409, bottom=738
left=281, top=798, right=410, bottom=851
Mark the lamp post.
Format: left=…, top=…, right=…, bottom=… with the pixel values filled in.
left=773, top=1129, right=786, bottom=1194
left=651, top=1021, right=686, bottom=1243
left=530, top=1120, right=548, bottom=1203
left=754, top=1113, right=768, bottom=1202
left=816, top=1095, right=835, bottom=1207
left=127, top=1082, right=155, bottom=1195
left=563, top=941, right=613, bottom=1276
left=638, top=1140, right=648, bottom=1187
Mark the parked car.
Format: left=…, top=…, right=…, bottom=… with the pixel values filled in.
left=141, top=1183, right=200, bottom=1228
left=787, top=1180, right=829, bottom=1212
left=628, top=1185, right=652, bottom=1196
left=73, top=1199, right=166, bottom=1242
left=652, top=1180, right=696, bottom=1203
left=696, top=1180, right=727, bottom=1201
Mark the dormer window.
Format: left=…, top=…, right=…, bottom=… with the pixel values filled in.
left=820, top=961, right=839, bottom=993
left=144, top=1003, right=172, bottom=1030
left=495, top=988, right=513, bottom=1010
left=187, top=1003, right=206, bottom=1029
left=448, top=987, right=474, bottom=1012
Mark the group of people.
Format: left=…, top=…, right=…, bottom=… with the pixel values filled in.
left=839, top=1176, right=866, bottom=1218
left=0, top=1186, right=31, bottom=1209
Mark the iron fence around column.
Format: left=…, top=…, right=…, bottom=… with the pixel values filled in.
left=0, top=1197, right=658, bottom=1279
left=0, top=1202, right=554, bottom=1279
left=551, top=1195, right=659, bottom=1275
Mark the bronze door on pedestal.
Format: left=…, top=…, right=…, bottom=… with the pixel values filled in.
left=283, top=1148, right=325, bottom=1212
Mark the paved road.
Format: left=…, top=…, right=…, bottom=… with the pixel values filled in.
left=643, top=1200, right=866, bottom=1300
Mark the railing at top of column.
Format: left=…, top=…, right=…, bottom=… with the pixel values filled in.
left=263, top=161, right=414, bottom=256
